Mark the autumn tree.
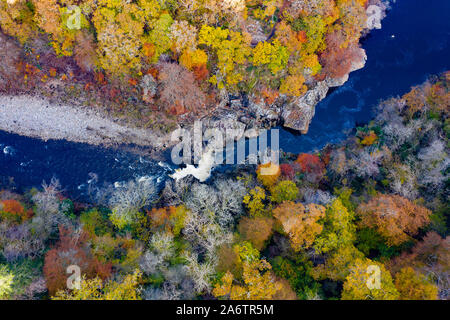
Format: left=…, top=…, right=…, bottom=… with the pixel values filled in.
left=319, top=30, right=364, bottom=79
left=314, top=199, right=357, bottom=254
left=198, top=25, right=252, bottom=90
left=0, top=199, right=32, bottom=223
left=279, top=74, right=308, bottom=97
left=74, top=31, right=98, bottom=73
left=43, top=226, right=111, bottom=296
left=341, top=259, right=400, bottom=300
left=213, top=242, right=282, bottom=300
left=388, top=232, right=449, bottom=299
left=0, top=264, right=13, bottom=299
left=280, top=163, right=295, bottom=180
left=108, top=177, right=157, bottom=230
left=256, top=163, right=281, bottom=188
left=296, top=153, right=325, bottom=183
left=252, top=40, right=289, bottom=75
left=237, top=216, right=274, bottom=250
left=147, top=205, right=187, bottom=236
left=169, top=20, right=198, bottom=54
left=296, top=153, right=325, bottom=175
left=356, top=195, right=432, bottom=246
left=53, top=270, right=142, bottom=300
left=273, top=201, right=325, bottom=252
left=270, top=180, right=299, bottom=203
left=272, top=277, right=298, bottom=300
left=402, top=85, right=427, bottom=117
left=158, top=62, right=206, bottom=115
left=394, top=267, right=438, bottom=300
left=92, top=0, right=158, bottom=76
left=243, top=186, right=267, bottom=217
left=313, top=245, right=365, bottom=282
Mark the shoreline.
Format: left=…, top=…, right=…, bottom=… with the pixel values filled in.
left=0, top=94, right=173, bottom=151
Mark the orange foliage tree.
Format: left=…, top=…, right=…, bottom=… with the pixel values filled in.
left=238, top=216, right=274, bottom=250
left=0, top=199, right=33, bottom=223
left=356, top=195, right=432, bottom=246
left=147, top=205, right=187, bottom=236
left=273, top=201, right=325, bottom=251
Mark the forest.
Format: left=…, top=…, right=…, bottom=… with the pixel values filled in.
left=0, top=0, right=376, bottom=130
left=0, top=73, right=448, bottom=300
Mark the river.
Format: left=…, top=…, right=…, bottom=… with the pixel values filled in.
left=0, top=0, right=449, bottom=199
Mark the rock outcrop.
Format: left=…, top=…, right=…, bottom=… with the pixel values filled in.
left=280, top=48, right=367, bottom=133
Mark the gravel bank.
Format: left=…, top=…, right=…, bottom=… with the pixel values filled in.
left=0, top=95, right=171, bottom=149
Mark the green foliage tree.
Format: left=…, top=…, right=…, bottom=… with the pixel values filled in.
left=270, top=180, right=299, bottom=203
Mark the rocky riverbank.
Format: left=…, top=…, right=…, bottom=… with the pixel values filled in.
left=0, top=95, right=172, bottom=150
left=202, top=47, right=367, bottom=135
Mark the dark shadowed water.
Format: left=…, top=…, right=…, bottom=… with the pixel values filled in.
left=0, top=0, right=449, bottom=198
left=0, top=132, right=174, bottom=200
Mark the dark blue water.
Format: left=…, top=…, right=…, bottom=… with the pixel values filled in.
left=278, top=0, right=450, bottom=153
left=0, top=0, right=449, bottom=197
left=0, top=132, right=173, bottom=200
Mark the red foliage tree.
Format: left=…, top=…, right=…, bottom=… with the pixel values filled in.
left=319, top=31, right=364, bottom=79
left=43, top=226, right=111, bottom=296
left=192, top=64, right=209, bottom=81
left=280, top=163, right=295, bottom=180
left=296, top=153, right=325, bottom=174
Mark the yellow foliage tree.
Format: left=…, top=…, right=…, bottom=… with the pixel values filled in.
left=280, top=74, right=307, bottom=97
left=394, top=267, right=438, bottom=300
left=213, top=256, right=282, bottom=300
left=0, top=0, right=36, bottom=43
left=341, top=259, right=399, bottom=300
left=53, top=270, right=142, bottom=300
left=243, top=186, right=267, bottom=217
left=252, top=39, right=289, bottom=74
left=199, top=25, right=252, bottom=89
left=314, top=199, right=357, bottom=254
left=256, top=162, right=281, bottom=188
left=313, top=245, right=365, bottom=281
